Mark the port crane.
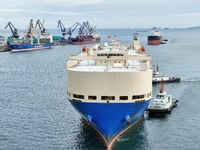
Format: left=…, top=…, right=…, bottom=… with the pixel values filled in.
left=57, top=20, right=81, bottom=39
left=5, top=22, right=20, bottom=39
left=57, top=20, right=67, bottom=37
left=37, top=20, right=49, bottom=36
left=24, top=19, right=34, bottom=41
left=30, top=19, right=49, bottom=44
left=30, top=19, right=40, bottom=44
left=77, top=21, right=97, bottom=36
left=68, top=22, right=81, bottom=37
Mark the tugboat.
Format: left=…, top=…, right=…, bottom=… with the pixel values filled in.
left=153, top=64, right=181, bottom=84
left=66, top=35, right=152, bottom=149
left=147, top=80, right=178, bottom=114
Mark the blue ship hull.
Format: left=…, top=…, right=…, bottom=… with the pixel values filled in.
left=69, top=99, right=151, bottom=148
left=10, top=43, right=53, bottom=52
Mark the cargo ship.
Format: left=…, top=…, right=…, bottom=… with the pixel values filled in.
left=70, top=32, right=100, bottom=45
left=147, top=30, right=162, bottom=45
left=70, top=21, right=100, bottom=45
left=57, top=20, right=101, bottom=45
left=8, top=19, right=53, bottom=52
left=66, top=35, right=152, bottom=149
left=10, top=43, right=53, bottom=52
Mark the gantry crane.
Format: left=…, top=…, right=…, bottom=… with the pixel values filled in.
left=29, top=19, right=50, bottom=44
left=37, top=20, right=48, bottom=36
left=30, top=20, right=45, bottom=44
left=77, top=21, right=97, bottom=36
left=68, top=22, right=81, bottom=37
left=30, top=20, right=40, bottom=44
left=57, top=20, right=67, bottom=37
left=24, top=19, right=34, bottom=41
left=57, top=20, right=81, bottom=39
left=5, top=22, right=20, bottom=39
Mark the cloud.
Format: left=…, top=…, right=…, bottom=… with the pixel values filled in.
left=1, top=0, right=200, bottom=29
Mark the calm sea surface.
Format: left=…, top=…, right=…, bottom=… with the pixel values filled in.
left=1, top=28, right=200, bottom=150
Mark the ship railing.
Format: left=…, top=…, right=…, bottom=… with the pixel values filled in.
left=68, top=55, right=152, bottom=69
left=68, top=55, right=151, bottom=62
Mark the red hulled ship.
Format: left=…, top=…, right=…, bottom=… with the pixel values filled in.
left=147, top=30, right=162, bottom=45
left=71, top=33, right=101, bottom=45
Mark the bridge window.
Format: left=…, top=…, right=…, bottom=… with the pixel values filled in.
left=73, top=94, right=84, bottom=99
left=132, top=94, right=145, bottom=100
left=88, top=96, right=97, bottom=100
left=120, top=96, right=128, bottom=100
left=97, top=53, right=124, bottom=57
left=101, top=96, right=115, bottom=100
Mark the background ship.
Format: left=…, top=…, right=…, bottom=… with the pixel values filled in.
left=147, top=30, right=162, bottom=45
left=5, top=20, right=53, bottom=52
left=66, top=35, right=152, bottom=149
left=70, top=34, right=100, bottom=45
left=153, top=64, right=181, bottom=84
left=57, top=20, right=100, bottom=45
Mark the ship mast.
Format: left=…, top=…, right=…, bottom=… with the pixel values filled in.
left=159, top=79, right=164, bottom=93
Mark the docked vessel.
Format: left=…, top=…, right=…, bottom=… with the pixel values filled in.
left=70, top=21, right=101, bottom=45
left=57, top=20, right=101, bottom=45
left=10, top=43, right=53, bottom=52
left=7, top=19, right=53, bottom=52
left=147, top=80, right=178, bottom=114
left=147, top=30, right=162, bottom=45
left=153, top=65, right=181, bottom=84
left=70, top=34, right=101, bottom=45
left=66, top=35, right=152, bottom=149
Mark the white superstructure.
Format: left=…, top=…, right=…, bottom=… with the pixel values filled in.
left=67, top=38, right=152, bottom=104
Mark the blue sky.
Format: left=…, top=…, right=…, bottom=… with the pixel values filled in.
left=1, top=0, right=200, bottom=29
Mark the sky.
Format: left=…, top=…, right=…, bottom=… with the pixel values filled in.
left=1, top=0, right=200, bottom=29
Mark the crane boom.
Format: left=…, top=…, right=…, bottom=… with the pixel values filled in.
left=5, top=22, right=19, bottom=39
left=57, top=20, right=81, bottom=38
left=24, top=19, right=33, bottom=40
left=30, top=20, right=40, bottom=44
left=57, top=20, right=67, bottom=37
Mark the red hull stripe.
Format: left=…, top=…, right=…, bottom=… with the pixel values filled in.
left=148, top=40, right=160, bottom=45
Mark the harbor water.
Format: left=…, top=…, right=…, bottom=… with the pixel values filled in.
left=1, top=28, right=200, bottom=150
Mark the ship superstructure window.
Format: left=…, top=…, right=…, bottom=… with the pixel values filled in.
left=101, top=96, right=115, bottom=100
left=88, top=96, right=97, bottom=100
left=120, top=96, right=128, bottom=100
left=97, top=53, right=124, bottom=57
left=132, top=95, right=145, bottom=100
left=73, top=94, right=84, bottom=99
